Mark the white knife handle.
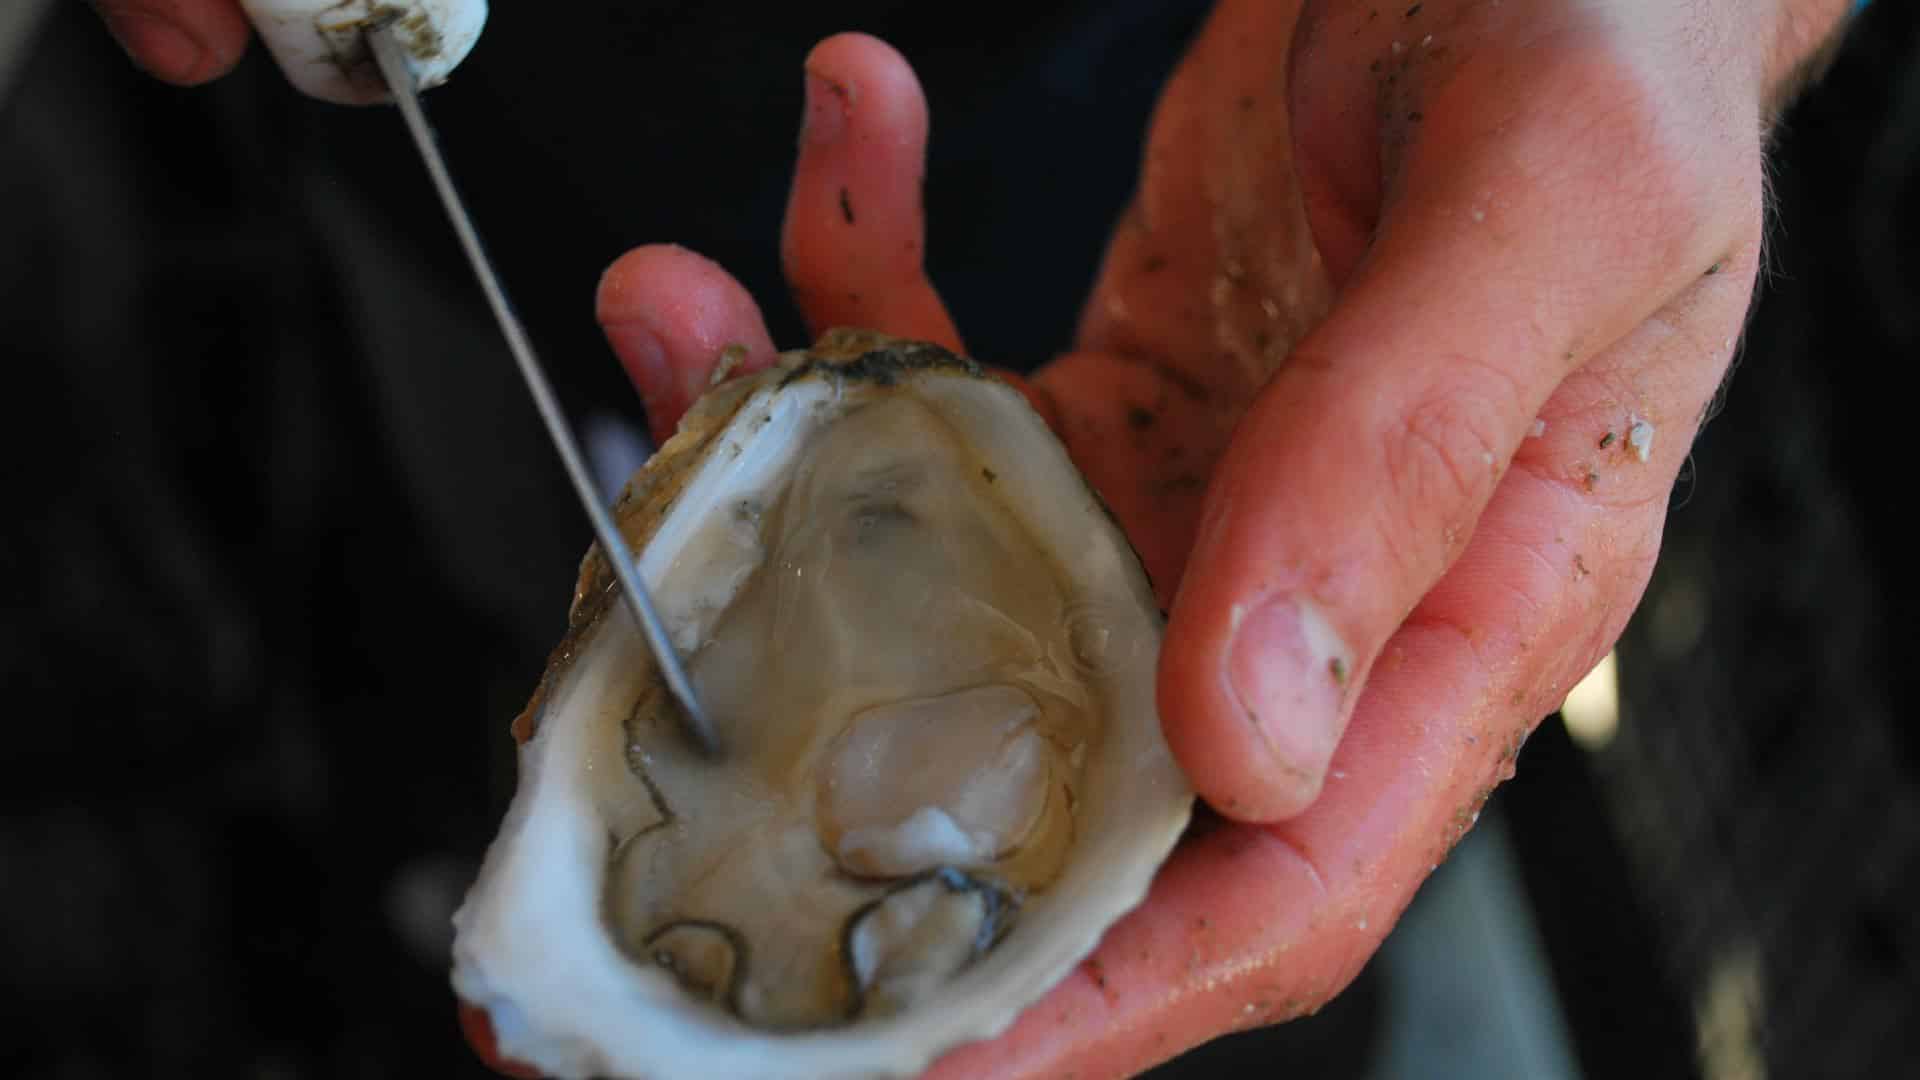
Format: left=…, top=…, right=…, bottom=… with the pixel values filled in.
left=237, top=0, right=488, bottom=106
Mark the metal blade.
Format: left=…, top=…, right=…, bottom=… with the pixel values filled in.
left=366, top=26, right=721, bottom=757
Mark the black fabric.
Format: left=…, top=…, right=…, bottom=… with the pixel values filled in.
left=2, top=1, right=1915, bottom=1076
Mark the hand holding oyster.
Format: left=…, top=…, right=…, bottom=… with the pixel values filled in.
left=451, top=331, right=1192, bottom=1079
left=455, top=0, right=1786, bottom=1067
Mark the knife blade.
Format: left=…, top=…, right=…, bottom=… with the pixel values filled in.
left=365, top=25, right=721, bottom=757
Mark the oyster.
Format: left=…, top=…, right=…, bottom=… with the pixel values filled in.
left=451, top=331, right=1193, bottom=1079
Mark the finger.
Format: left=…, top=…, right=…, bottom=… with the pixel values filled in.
left=1028, top=349, right=1223, bottom=609
left=781, top=33, right=962, bottom=351
left=1031, top=0, right=1331, bottom=608
left=932, top=258, right=1757, bottom=1079
left=91, top=0, right=251, bottom=85
left=1074, top=0, right=1331, bottom=402
left=1157, top=22, right=1762, bottom=822
left=1039, top=0, right=1328, bottom=606
left=596, top=245, right=778, bottom=445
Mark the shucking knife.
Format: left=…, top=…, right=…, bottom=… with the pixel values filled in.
left=237, top=1, right=721, bottom=756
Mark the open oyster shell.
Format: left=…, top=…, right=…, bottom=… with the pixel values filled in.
left=451, top=331, right=1193, bottom=1080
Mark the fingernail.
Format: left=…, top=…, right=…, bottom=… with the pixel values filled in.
left=104, top=11, right=208, bottom=84
left=802, top=70, right=850, bottom=146
left=1227, top=594, right=1354, bottom=786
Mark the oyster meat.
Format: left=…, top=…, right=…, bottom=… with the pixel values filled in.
left=451, top=331, right=1193, bottom=1079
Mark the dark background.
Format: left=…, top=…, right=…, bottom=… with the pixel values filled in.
left=2, top=1, right=1915, bottom=1076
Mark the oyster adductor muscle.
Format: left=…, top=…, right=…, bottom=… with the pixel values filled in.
left=452, top=331, right=1193, bottom=1080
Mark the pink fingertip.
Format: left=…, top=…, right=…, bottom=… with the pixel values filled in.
left=106, top=11, right=210, bottom=84
left=801, top=71, right=850, bottom=146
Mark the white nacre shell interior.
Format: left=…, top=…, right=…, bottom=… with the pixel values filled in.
left=450, top=335, right=1192, bottom=1080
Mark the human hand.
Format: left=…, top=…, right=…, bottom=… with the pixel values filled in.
left=574, top=1, right=1852, bottom=1076
left=88, top=0, right=251, bottom=85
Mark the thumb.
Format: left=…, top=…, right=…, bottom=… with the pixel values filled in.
left=1160, top=19, right=1753, bottom=821
left=91, top=0, right=251, bottom=85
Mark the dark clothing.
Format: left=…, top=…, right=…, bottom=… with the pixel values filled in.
left=2, top=1, right=1916, bottom=1076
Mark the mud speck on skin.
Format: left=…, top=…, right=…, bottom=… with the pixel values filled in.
left=980, top=467, right=997, bottom=484
left=1085, top=956, right=1109, bottom=991
left=1127, top=405, right=1155, bottom=431
left=838, top=188, right=855, bottom=225
left=1505, top=721, right=1534, bottom=760
left=1599, top=430, right=1616, bottom=449
left=811, top=72, right=853, bottom=106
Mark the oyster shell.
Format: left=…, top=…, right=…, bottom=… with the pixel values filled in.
left=451, top=331, right=1193, bottom=1079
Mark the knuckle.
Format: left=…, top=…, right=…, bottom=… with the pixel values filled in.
left=1380, top=364, right=1518, bottom=561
